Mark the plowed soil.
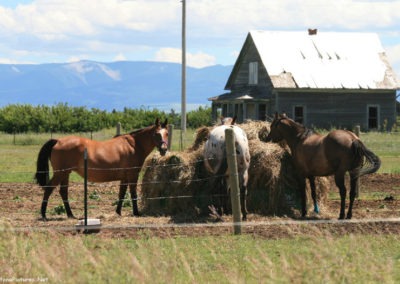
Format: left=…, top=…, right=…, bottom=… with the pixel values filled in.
left=1, top=173, right=399, bottom=239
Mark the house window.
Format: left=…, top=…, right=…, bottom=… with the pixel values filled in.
left=294, top=106, right=304, bottom=124
left=368, top=105, right=379, bottom=129
left=249, top=62, right=258, bottom=85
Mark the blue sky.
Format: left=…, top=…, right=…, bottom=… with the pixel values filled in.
left=0, top=0, right=399, bottom=78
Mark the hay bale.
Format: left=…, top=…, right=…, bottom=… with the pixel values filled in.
left=139, top=129, right=217, bottom=217
left=139, top=121, right=330, bottom=217
left=247, top=139, right=329, bottom=216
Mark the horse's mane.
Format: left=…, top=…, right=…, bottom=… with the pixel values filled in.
left=129, top=127, right=147, bottom=136
left=113, top=125, right=152, bottom=138
left=299, top=127, right=314, bottom=139
left=284, top=118, right=315, bottom=140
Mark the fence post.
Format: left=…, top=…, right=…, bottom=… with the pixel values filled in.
left=354, top=125, right=360, bottom=137
left=225, top=128, right=242, bottom=235
left=167, top=124, right=174, bottom=151
left=116, top=122, right=121, bottom=136
left=84, top=148, right=88, bottom=233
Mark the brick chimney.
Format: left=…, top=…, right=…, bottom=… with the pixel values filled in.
left=308, top=28, right=317, bottom=35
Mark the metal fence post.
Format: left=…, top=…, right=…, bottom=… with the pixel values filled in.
left=225, top=128, right=242, bottom=235
left=84, top=148, right=88, bottom=233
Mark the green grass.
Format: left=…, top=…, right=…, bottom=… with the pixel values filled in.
left=0, top=225, right=398, bottom=283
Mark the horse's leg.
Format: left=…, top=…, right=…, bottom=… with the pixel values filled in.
left=129, top=181, right=140, bottom=216
left=40, top=173, right=62, bottom=221
left=59, top=174, right=75, bottom=219
left=240, top=184, right=248, bottom=221
left=222, top=176, right=228, bottom=216
left=347, top=171, right=359, bottom=219
left=298, top=177, right=307, bottom=217
left=308, top=177, right=320, bottom=214
left=115, top=183, right=127, bottom=216
left=334, top=173, right=347, bottom=220
left=41, top=186, right=55, bottom=221
left=240, top=172, right=248, bottom=221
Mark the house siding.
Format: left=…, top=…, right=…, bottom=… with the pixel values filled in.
left=275, top=90, right=396, bottom=130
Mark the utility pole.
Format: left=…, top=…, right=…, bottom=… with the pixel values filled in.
left=180, top=0, right=186, bottom=150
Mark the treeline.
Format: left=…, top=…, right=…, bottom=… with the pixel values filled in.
left=0, top=103, right=213, bottom=133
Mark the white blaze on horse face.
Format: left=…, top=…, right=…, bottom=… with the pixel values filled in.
left=158, top=128, right=169, bottom=153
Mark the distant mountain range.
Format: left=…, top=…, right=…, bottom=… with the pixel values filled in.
left=0, top=61, right=233, bottom=112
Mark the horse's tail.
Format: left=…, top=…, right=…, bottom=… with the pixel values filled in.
left=35, top=139, right=58, bottom=186
left=352, top=140, right=381, bottom=177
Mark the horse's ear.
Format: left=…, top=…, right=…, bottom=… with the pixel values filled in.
left=231, top=115, right=237, bottom=125
left=274, top=112, right=279, bottom=120
left=155, top=118, right=160, bottom=126
left=162, top=118, right=168, bottom=128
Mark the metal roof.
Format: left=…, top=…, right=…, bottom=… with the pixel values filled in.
left=250, top=30, right=400, bottom=89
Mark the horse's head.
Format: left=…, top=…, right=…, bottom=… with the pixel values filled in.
left=153, top=118, right=169, bottom=156
left=265, top=112, right=289, bottom=142
left=220, top=115, right=237, bottom=125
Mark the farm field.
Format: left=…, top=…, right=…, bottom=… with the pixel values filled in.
left=0, top=129, right=399, bottom=283
left=0, top=174, right=399, bottom=283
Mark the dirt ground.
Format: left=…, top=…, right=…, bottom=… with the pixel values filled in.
left=1, top=173, right=399, bottom=239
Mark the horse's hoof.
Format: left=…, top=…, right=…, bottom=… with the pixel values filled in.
left=41, top=217, right=48, bottom=222
left=68, top=215, right=77, bottom=219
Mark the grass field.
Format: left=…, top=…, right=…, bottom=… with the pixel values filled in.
left=0, top=224, right=399, bottom=283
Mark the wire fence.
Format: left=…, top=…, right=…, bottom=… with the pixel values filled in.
left=0, top=154, right=244, bottom=233
left=2, top=135, right=400, bottom=235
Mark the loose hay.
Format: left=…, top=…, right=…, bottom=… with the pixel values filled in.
left=139, top=121, right=330, bottom=218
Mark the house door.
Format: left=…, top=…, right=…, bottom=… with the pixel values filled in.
left=258, top=104, right=267, bottom=120
left=368, top=106, right=378, bottom=129
left=246, top=103, right=256, bottom=120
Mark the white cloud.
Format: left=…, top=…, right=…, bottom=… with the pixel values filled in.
left=67, top=56, right=88, bottom=63
left=154, top=47, right=216, bottom=68
left=189, top=0, right=400, bottom=33
left=386, top=44, right=400, bottom=79
left=0, top=0, right=399, bottom=66
left=113, top=53, right=127, bottom=62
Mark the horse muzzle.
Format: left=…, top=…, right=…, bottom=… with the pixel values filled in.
left=158, top=142, right=168, bottom=156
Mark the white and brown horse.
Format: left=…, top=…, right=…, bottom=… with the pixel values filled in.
left=35, top=118, right=168, bottom=220
left=203, top=117, right=250, bottom=220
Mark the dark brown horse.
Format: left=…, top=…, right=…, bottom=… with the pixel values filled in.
left=266, top=113, right=381, bottom=219
left=35, top=118, right=168, bottom=220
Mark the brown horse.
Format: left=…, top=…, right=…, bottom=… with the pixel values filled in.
left=35, top=118, right=168, bottom=220
left=266, top=113, right=381, bottom=219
